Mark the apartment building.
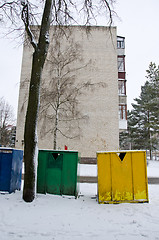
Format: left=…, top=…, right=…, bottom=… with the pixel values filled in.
left=15, top=26, right=127, bottom=157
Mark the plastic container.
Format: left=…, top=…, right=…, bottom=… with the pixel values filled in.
left=97, top=150, right=149, bottom=204
left=0, top=148, right=23, bottom=193
left=37, top=150, right=80, bottom=197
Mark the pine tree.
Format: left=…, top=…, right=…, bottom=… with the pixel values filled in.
left=120, top=62, right=159, bottom=158
left=146, top=62, right=159, bottom=135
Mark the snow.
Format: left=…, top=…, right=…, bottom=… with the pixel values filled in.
left=147, top=161, right=159, bottom=178
left=1, top=161, right=159, bottom=240
left=79, top=164, right=97, bottom=176
left=80, top=160, right=159, bottom=178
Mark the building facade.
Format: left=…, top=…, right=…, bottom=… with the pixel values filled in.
left=117, top=36, right=127, bottom=131
left=16, top=26, right=127, bottom=157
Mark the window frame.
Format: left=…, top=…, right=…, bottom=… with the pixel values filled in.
left=118, top=80, right=126, bottom=95
left=119, top=104, right=127, bottom=120
left=117, top=37, right=125, bottom=49
left=118, top=56, right=125, bottom=72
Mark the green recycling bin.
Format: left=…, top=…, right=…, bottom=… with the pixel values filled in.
left=37, top=150, right=80, bottom=197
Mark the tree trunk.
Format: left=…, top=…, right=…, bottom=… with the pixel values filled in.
left=147, top=111, right=152, bottom=160
left=23, top=0, right=53, bottom=202
left=23, top=50, right=43, bottom=202
left=53, top=68, right=60, bottom=150
left=53, top=111, right=58, bottom=150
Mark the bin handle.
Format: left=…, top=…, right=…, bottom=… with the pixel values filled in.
left=52, top=153, right=60, bottom=161
left=117, top=152, right=126, bottom=162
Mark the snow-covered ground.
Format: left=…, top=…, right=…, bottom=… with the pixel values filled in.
left=0, top=161, right=159, bottom=240
left=147, top=161, right=159, bottom=178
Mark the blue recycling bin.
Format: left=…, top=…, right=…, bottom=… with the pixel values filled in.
left=0, top=148, right=23, bottom=193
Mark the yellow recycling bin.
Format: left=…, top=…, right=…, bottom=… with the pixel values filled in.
left=97, top=150, right=149, bottom=204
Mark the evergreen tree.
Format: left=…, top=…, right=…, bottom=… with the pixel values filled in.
left=146, top=62, right=159, bottom=134
left=120, top=62, right=159, bottom=158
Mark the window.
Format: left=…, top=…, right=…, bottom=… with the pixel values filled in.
left=118, top=57, right=125, bottom=72
left=119, top=105, right=127, bottom=120
left=117, top=37, right=125, bottom=49
left=118, top=80, right=126, bottom=95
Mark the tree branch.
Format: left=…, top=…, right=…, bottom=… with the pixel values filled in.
left=103, top=0, right=113, bottom=25
left=0, top=1, right=18, bottom=9
left=21, top=2, right=37, bottom=49
left=57, top=128, right=79, bottom=139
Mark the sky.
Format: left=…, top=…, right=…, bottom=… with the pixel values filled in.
left=0, top=0, right=159, bottom=118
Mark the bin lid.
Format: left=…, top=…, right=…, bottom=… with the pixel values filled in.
left=39, top=149, right=78, bottom=153
left=97, top=150, right=146, bottom=153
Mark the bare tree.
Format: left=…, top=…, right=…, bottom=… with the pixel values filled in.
left=0, top=0, right=116, bottom=202
left=0, top=97, right=15, bottom=146
left=40, top=27, right=92, bottom=149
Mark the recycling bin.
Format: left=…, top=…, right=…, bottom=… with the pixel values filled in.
left=37, top=150, right=80, bottom=197
left=97, top=150, right=149, bottom=204
left=0, top=148, right=23, bottom=193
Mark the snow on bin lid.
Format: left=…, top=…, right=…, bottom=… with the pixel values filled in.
left=0, top=147, right=13, bottom=153
left=96, top=150, right=146, bottom=153
left=38, top=149, right=78, bottom=153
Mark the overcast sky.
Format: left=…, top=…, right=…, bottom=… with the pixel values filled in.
left=0, top=0, right=159, bottom=118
